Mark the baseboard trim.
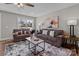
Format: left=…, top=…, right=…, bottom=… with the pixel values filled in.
left=0, top=37, right=13, bottom=41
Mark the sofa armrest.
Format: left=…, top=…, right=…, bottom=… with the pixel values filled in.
left=13, top=33, right=17, bottom=35
left=56, top=35, right=64, bottom=38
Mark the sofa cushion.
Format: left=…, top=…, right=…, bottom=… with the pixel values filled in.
left=13, top=29, right=31, bottom=42
left=36, top=34, right=62, bottom=47
left=18, top=31, right=22, bottom=35
left=42, top=30, right=48, bottom=35
left=47, top=36, right=57, bottom=42
left=22, top=29, right=30, bottom=34
left=46, top=37, right=62, bottom=47
left=36, top=34, right=48, bottom=40
left=49, top=31, right=54, bottom=37
left=24, top=31, right=30, bottom=34
left=14, top=31, right=22, bottom=35
left=54, top=30, right=63, bottom=37
left=35, top=29, right=64, bottom=47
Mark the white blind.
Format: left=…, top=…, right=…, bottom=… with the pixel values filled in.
left=0, top=13, right=1, bottom=39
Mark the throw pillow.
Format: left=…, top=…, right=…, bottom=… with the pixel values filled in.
left=18, top=31, right=21, bottom=35
left=15, top=32, right=18, bottom=35
left=50, top=31, right=54, bottom=37
left=24, top=31, right=29, bottom=34
left=24, top=31, right=26, bottom=34
left=42, top=30, right=48, bottom=35
left=20, top=30, right=23, bottom=34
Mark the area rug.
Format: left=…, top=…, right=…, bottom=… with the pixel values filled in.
left=4, top=40, right=72, bottom=56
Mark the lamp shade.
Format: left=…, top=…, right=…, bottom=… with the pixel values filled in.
left=67, top=19, right=77, bottom=25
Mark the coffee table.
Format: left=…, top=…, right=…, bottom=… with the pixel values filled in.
left=26, top=37, right=45, bottom=55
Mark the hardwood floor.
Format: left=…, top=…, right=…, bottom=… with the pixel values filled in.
left=0, top=39, right=79, bottom=56
left=0, top=39, right=15, bottom=56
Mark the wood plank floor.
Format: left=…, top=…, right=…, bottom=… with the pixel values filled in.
left=0, top=39, right=79, bottom=56
left=0, top=39, right=15, bottom=56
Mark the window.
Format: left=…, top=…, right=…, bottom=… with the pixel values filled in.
left=17, top=16, right=34, bottom=29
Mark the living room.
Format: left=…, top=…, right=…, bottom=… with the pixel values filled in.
left=0, top=3, right=79, bottom=56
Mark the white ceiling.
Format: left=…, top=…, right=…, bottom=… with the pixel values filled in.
left=0, top=3, right=77, bottom=17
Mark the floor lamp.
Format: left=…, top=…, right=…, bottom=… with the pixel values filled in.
left=67, top=19, right=77, bottom=37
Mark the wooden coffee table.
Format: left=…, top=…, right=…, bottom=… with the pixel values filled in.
left=26, top=37, right=45, bottom=55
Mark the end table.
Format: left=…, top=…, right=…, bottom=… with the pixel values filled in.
left=63, top=36, right=79, bottom=54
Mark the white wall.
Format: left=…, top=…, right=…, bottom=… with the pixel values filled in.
left=36, top=4, right=79, bottom=36
left=0, top=13, right=1, bottom=39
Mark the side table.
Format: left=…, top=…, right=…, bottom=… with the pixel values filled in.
left=63, top=36, right=79, bottom=54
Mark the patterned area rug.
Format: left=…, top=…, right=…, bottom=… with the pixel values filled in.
left=4, top=40, right=72, bottom=56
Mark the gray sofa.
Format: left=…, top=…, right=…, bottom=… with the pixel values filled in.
left=13, top=29, right=31, bottom=42
left=36, top=29, right=64, bottom=47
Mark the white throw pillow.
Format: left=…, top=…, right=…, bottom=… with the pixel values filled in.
left=24, top=31, right=26, bottom=34
left=42, top=30, right=48, bottom=35
left=50, top=31, right=54, bottom=37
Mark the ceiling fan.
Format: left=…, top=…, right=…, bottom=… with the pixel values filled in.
left=5, top=3, right=34, bottom=8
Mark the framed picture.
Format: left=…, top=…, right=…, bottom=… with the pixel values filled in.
left=50, top=16, right=59, bottom=28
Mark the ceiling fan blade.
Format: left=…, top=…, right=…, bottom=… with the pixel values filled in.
left=24, top=3, right=34, bottom=7
left=5, top=3, right=13, bottom=4
left=5, top=3, right=34, bottom=8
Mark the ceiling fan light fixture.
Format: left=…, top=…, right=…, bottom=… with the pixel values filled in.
left=5, top=3, right=34, bottom=8
left=13, top=3, right=21, bottom=7
left=17, top=4, right=21, bottom=7
left=20, top=3, right=24, bottom=7
left=17, top=3, right=24, bottom=8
